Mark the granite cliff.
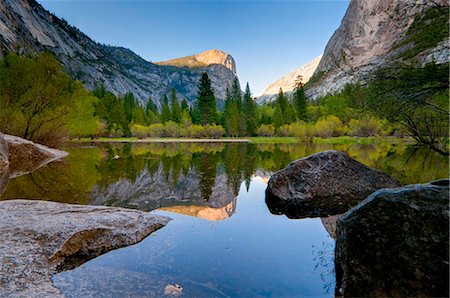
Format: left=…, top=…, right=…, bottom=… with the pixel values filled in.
left=306, top=0, right=449, bottom=99
left=0, top=0, right=238, bottom=105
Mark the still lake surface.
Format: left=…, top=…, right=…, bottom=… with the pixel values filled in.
left=1, top=141, right=447, bottom=297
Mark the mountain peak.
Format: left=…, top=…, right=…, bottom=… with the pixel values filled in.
left=156, top=49, right=236, bottom=74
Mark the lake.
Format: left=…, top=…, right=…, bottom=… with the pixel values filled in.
left=1, top=141, right=447, bottom=297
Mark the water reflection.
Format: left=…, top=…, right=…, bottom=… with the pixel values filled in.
left=1, top=142, right=448, bottom=216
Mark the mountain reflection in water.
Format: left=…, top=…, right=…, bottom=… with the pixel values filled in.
left=1, top=141, right=448, bottom=297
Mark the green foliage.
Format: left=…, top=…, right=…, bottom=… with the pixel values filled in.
left=0, top=52, right=97, bottom=145
left=394, top=5, right=449, bottom=60
left=292, top=76, right=308, bottom=121
left=170, top=88, right=182, bottom=123
left=273, top=103, right=284, bottom=129
left=256, top=124, right=275, bottom=137
left=194, top=73, right=217, bottom=125
left=365, top=62, right=449, bottom=154
left=243, top=83, right=257, bottom=136
left=160, top=94, right=171, bottom=124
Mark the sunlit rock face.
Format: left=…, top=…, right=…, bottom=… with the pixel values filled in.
left=157, top=49, right=237, bottom=75
left=335, top=180, right=449, bottom=297
left=306, top=0, right=449, bottom=99
left=159, top=197, right=237, bottom=221
left=90, top=167, right=236, bottom=211
left=256, top=55, right=322, bottom=104
left=0, top=199, right=170, bottom=297
left=0, top=0, right=238, bottom=105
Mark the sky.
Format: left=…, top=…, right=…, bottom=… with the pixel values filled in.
left=38, top=0, right=350, bottom=96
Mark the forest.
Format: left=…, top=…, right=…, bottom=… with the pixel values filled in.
left=0, top=52, right=448, bottom=154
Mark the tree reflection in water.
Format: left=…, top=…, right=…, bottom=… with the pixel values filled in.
left=1, top=141, right=447, bottom=216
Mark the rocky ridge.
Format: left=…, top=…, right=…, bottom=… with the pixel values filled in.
left=0, top=0, right=238, bottom=105
left=257, top=54, right=322, bottom=104
left=306, top=0, right=449, bottom=99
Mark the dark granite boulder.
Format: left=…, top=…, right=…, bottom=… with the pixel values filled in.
left=266, top=150, right=401, bottom=218
left=335, top=179, right=449, bottom=297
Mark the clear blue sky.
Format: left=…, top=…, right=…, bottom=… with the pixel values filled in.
left=38, top=0, right=349, bottom=95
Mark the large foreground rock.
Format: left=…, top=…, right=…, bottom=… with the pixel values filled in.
left=335, top=179, right=449, bottom=297
left=266, top=150, right=400, bottom=218
left=0, top=200, right=171, bottom=297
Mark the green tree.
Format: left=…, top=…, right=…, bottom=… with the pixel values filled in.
left=194, top=73, right=217, bottom=125
left=243, top=83, right=257, bottom=136
left=170, top=88, right=182, bottom=123
left=180, top=98, right=189, bottom=111
left=292, top=75, right=308, bottom=121
left=160, top=94, right=171, bottom=124
left=273, top=103, right=284, bottom=130
left=0, top=53, right=75, bottom=143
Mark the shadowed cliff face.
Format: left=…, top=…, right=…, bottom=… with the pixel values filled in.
left=306, top=0, right=449, bottom=99
left=0, top=0, right=238, bottom=105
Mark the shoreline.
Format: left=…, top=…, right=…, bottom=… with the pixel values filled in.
left=70, top=136, right=416, bottom=145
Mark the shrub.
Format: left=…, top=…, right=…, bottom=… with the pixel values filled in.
left=277, top=124, right=293, bottom=137
left=148, top=123, right=165, bottom=137
left=257, top=124, right=275, bottom=137
left=130, top=124, right=149, bottom=139
left=203, top=124, right=225, bottom=138
left=164, top=121, right=181, bottom=137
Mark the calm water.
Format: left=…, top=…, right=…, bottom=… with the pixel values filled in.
left=1, top=141, right=447, bottom=297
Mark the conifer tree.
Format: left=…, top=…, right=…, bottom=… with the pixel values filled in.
left=160, top=94, right=171, bottom=124
left=180, top=98, right=189, bottom=111
left=243, top=82, right=257, bottom=136
left=293, top=75, right=308, bottom=121
left=223, top=85, right=232, bottom=136
left=195, top=73, right=217, bottom=125
left=273, top=103, right=284, bottom=130
left=170, top=88, right=181, bottom=123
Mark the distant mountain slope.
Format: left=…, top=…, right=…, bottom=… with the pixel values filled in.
left=256, top=55, right=322, bottom=104
left=0, top=0, right=238, bottom=105
left=306, top=0, right=449, bottom=99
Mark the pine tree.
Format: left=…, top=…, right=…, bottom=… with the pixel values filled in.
left=231, top=78, right=246, bottom=135
left=273, top=103, right=284, bottom=130
left=170, top=88, right=181, bottom=123
left=122, top=92, right=135, bottom=123
left=180, top=98, right=189, bottom=111
left=223, top=85, right=232, bottom=136
left=293, top=75, right=308, bottom=121
left=243, top=82, right=257, bottom=136
left=276, top=88, right=289, bottom=115
left=195, top=73, right=217, bottom=125
left=160, top=94, right=171, bottom=124
left=228, top=101, right=240, bottom=137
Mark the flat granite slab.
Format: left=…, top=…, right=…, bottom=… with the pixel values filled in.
left=0, top=199, right=171, bottom=297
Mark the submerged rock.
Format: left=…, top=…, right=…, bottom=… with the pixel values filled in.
left=265, top=150, right=400, bottom=218
left=335, top=179, right=449, bottom=297
left=1, top=133, right=68, bottom=178
left=0, top=199, right=171, bottom=297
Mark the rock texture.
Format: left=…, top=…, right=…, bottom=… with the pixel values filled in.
left=0, top=133, right=68, bottom=178
left=335, top=179, right=449, bottom=297
left=0, top=199, right=171, bottom=297
left=306, top=0, right=449, bottom=99
left=257, top=54, right=322, bottom=104
left=90, top=166, right=236, bottom=211
left=0, top=133, right=68, bottom=195
left=0, top=0, right=238, bottom=105
left=265, top=150, right=400, bottom=218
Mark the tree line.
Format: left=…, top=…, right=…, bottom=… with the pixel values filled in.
left=0, top=52, right=447, bottom=155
